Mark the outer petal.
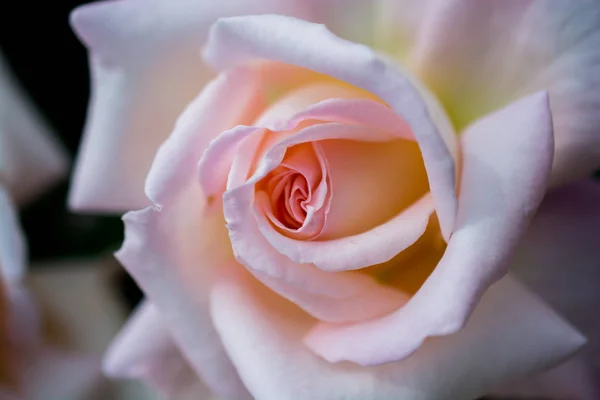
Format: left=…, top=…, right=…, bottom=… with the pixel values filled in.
left=104, top=301, right=211, bottom=400
left=114, top=64, right=267, bottom=400
left=409, top=0, right=600, bottom=185
left=0, top=54, right=68, bottom=205
left=501, top=179, right=600, bottom=396
left=68, top=0, right=314, bottom=211
left=204, top=14, right=458, bottom=240
left=305, top=92, right=554, bottom=365
left=210, top=265, right=584, bottom=400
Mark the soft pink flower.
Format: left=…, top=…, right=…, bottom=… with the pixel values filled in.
left=70, top=1, right=600, bottom=399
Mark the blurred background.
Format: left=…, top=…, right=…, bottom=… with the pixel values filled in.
left=0, top=0, right=142, bottom=309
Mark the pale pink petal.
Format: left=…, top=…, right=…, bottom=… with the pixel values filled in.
left=146, top=67, right=265, bottom=206
left=68, top=0, right=314, bottom=212
left=104, top=301, right=211, bottom=399
left=204, top=15, right=458, bottom=240
left=117, top=206, right=250, bottom=400
left=113, top=63, right=263, bottom=400
left=0, top=54, right=68, bottom=205
left=507, top=179, right=600, bottom=394
left=0, top=186, right=26, bottom=284
left=211, top=266, right=584, bottom=400
left=306, top=92, right=554, bottom=365
left=410, top=0, right=600, bottom=186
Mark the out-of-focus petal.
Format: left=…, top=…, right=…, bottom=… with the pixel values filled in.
left=211, top=266, right=584, bottom=400
left=409, top=0, right=600, bottom=185
left=14, top=347, right=100, bottom=400
left=375, top=0, right=433, bottom=59
left=68, top=0, right=313, bottom=212
left=104, top=301, right=211, bottom=400
left=305, top=92, right=554, bottom=365
left=491, top=355, right=598, bottom=400
left=0, top=54, right=68, bottom=205
left=307, top=0, right=380, bottom=45
left=204, top=14, right=458, bottom=240
left=28, top=259, right=162, bottom=400
left=506, top=179, right=600, bottom=396
left=0, top=186, right=25, bottom=283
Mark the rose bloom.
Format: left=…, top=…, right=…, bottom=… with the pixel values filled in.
left=69, top=1, right=600, bottom=399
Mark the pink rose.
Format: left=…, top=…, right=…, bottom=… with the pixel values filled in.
left=70, top=2, right=600, bottom=399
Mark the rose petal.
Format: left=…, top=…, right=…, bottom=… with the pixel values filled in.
left=0, top=54, right=68, bottom=205
left=114, top=62, right=264, bottom=400
left=508, top=179, right=600, bottom=393
left=211, top=266, right=584, bottom=400
left=410, top=0, right=600, bottom=186
left=147, top=67, right=265, bottom=207
left=117, top=205, right=250, bottom=400
left=204, top=15, right=458, bottom=240
left=0, top=186, right=26, bottom=284
left=104, top=301, right=211, bottom=399
left=305, top=92, right=554, bottom=365
left=68, top=0, right=314, bottom=211
left=256, top=194, right=435, bottom=272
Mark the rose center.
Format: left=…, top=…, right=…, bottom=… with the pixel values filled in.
left=255, top=142, right=330, bottom=240
left=266, top=168, right=310, bottom=230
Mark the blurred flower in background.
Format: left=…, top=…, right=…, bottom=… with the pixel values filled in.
left=0, top=50, right=97, bottom=398
left=0, top=48, right=156, bottom=399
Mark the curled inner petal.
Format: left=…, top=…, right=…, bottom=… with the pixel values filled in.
left=257, top=142, right=330, bottom=240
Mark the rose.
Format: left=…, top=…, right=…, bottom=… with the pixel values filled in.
left=69, top=1, right=600, bottom=399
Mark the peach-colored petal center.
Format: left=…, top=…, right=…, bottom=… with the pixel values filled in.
left=257, top=142, right=330, bottom=240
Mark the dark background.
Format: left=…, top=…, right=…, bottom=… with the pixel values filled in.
left=0, top=0, right=140, bottom=306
